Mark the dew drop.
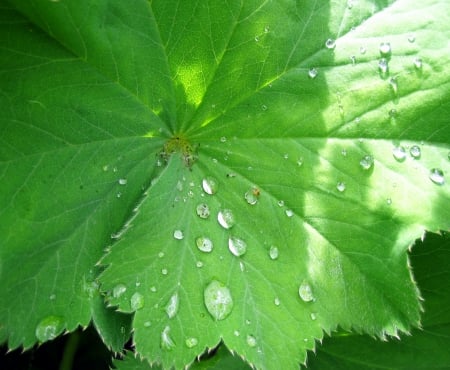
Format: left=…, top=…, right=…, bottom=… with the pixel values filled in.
left=298, top=281, right=314, bottom=302
left=165, top=293, right=179, bottom=319
left=429, top=168, right=445, bottom=185
left=116, top=192, right=122, bottom=198
left=150, top=286, right=157, bottom=292
left=196, top=203, right=210, bottom=219
left=359, top=155, right=374, bottom=170
left=246, top=335, right=257, bottom=347
left=196, top=237, right=214, bottom=253
left=378, top=58, right=389, bottom=75
left=228, top=236, right=247, bottom=257
left=386, top=198, right=392, bottom=205
left=274, top=297, right=281, bottom=306
left=202, top=177, right=218, bottom=195
left=389, top=108, right=398, bottom=118
left=218, top=209, right=235, bottom=229
left=161, top=326, right=175, bottom=350
left=413, top=57, right=423, bottom=69
left=325, top=38, right=336, bottom=49
left=185, top=337, right=198, bottom=348
left=254, top=35, right=260, bottom=42
left=350, top=55, right=356, bottom=66
left=204, top=280, right=233, bottom=321
left=102, top=165, right=109, bottom=172
left=234, top=330, right=240, bottom=337
left=341, top=149, right=347, bottom=157
left=144, top=321, right=151, bottom=327
left=161, top=268, right=168, bottom=275
left=389, top=77, right=398, bottom=95
left=130, top=292, right=144, bottom=311
left=409, top=145, right=421, bottom=159
left=407, top=34, right=416, bottom=43
left=264, top=25, right=270, bottom=33
left=347, top=0, right=354, bottom=9
left=196, top=261, right=204, bottom=268
left=392, top=146, right=407, bottom=162
left=379, top=42, right=391, bottom=56
left=277, top=200, right=285, bottom=207
left=359, top=46, right=367, bottom=54
left=285, top=209, right=294, bottom=217
left=173, top=230, right=184, bottom=240
left=261, top=104, right=267, bottom=111
left=49, top=294, right=56, bottom=301
left=308, top=68, right=318, bottom=79
left=336, top=182, right=346, bottom=192
left=269, top=246, right=279, bottom=260
left=220, top=136, right=227, bottom=143
left=112, top=284, right=127, bottom=298
left=244, top=188, right=259, bottom=205
left=118, top=178, right=127, bottom=185
left=310, top=313, right=317, bottom=321
left=297, top=157, right=304, bottom=166
left=35, top=316, right=65, bottom=342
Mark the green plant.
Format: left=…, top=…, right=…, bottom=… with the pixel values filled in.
left=1, top=0, right=449, bottom=369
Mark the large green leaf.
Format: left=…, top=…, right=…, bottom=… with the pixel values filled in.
left=0, top=0, right=449, bottom=369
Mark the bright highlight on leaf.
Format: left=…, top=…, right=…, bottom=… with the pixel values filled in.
left=0, top=0, right=449, bottom=369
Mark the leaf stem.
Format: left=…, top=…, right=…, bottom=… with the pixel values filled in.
left=59, top=331, right=80, bottom=370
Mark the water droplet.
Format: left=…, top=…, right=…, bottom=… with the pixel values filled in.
left=218, top=209, right=235, bottom=229
left=246, top=335, right=257, bottom=347
left=378, top=58, right=389, bottom=75
left=298, top=281, right=314, bottom=302
left=350, top=55, right=356, bottom=66
left=347, top=0, right=354, bottom=9
left=234, top=330, right=240, bottom=336
left=389, top=77, right=398, bottom=95
left=196, top=203, right=210, bottom=219
left=254, top=35, right=260, bottom=42
left=389, top=108, right=398, bottom=118
left=325, top=38, right=336, bottom=49
left=359, top=46, right=367, bottom=54
left=196, top=237, right=213, bottom=253
left=118, top=178, right=127, bottom=185
left=102, top=165, right=109, bottom=172
left=336, top=182, right=346, bottom=192
left=285, top=209, right=294, bottom=217
left=407, top=34, right=416, bottom=43
left=245, top=319, right=251, bottom=325
left=130, top=292, right=144, bottom=311
left=150, top=286, right=157, bottom=292
left=269, top=246, right=279, bottom=260
left=392, top=146, right=407, bottom=162
left=310, top=313, right=317, bottom=320
left=161, top=326, right=175, bottom=350
left=228, top=236, right=247, bottom=257
left=165, top=293, right=179, bottom=319
left=341, top=149, right=347, bottom=157
left=220, top=136, right=227, bottom=143
left=144, top=321, right=151, bottom=327
left=244, top=188, right=259, bottom=205
left=386, top=198, right=392, bottom=205
left=297, top=157, right=304, bottom=166
left=49, top=294, right=56, bottom=301
left=413, top=57, right=423, bottom=69
left=158, top=251, right=165, bottom=258
left=308, top=68, right=318, bottom=79
left=409, top=145, right=421, bottom=159
left=359, top=155, right=374, bottom=170
left=113, top=166, right=118, bottom=172
left=173, top=230, right=184, bottom=240
left=196, top=261, right=204, bottom=268
left=185, top=337, right=198, bottom=348
left=283, top=153, right=289, bottom=159
left=379, top=42, right=391, bottom=56
left=429, top=168, right=445, bottom=185
left=277, top=200, right=285, bottom=207
left=35, top=316, right=65, bottom=342
left=274, top=297, right=281, bottom=306
left=113, top=284, right=127, bottom=298
left=204, top=280, right=234, bottom=321
left=202, top=177, right=218, bottom=195
left=116, top=192, right=122, bottom=198
left=261, top=104, right=267, bottom=111
left=161, top=268, right=168, bottom=275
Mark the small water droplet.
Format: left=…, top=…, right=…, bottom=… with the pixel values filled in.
left=220, top=136, right=227, bottom=143
left=113, top=284, right=127, bottom=298
left=274, top=297, right=281, bottom=306
left=392, top=146, right=407, bottom=162
left=386, top=198, right=392, bottom=205
left=261, top=104, right=267, bottom=111
left=429, top=168, right=445, bottom=185
left=150, top=286, right=157, bottom=292
left=359, top=155, right=374, bottom=170
left=202, top=177, right=218, bottom=195
left=113, top=166, right=118, bottom=173
left=144, top=321, right=151, bottom=327
left=35, top=316, right=65, bottom=342
left=310, top=313, right=317, bottom=320
left=341, top=149, right=347, bottom=157
left=283, top=153, right=289, bottom=159
left=228, top=236, right=247, bottom=257
left=379, top=42, right=391, bottom=56
left=244, top=187, right=259, bottom=205
left=413, top=57, right=423, bottom=69
left=277, top=200, right=285, bottom=207
left=285, top=209, right=294, bottom=217
left=254, top=35, right=260, bottom=42
left=234, top=330, right=240, bottom=336
left=246, top=335, right=257, bottom=347
left=196, top=261, right=204, bottom=268
left=297, top=157, right=304, bottom=166
left=165, top=293, right=179, bottom=319
left=308, top=68, right=318, bottom=79
left=196, top=203, right=210, bottom=219
left=264, top=25, right=270, bottom=33
left=118, top=178, right=127, bottom=185
left=336, top=182, right=346, bottom=192
left=218, top=209, right=235, bottom=229
left=196, top=237, right=214, bottom=253
left=204, top=280, right=234, bottom=321
left=245, top=319, right=251, bottom=325
left=407, top=34, right=416, bottom=43
left=161, top=326, right=175, bottom=350
left=409, top=145, right=421, bottom=159
left=49, top=294, right=56, bottom=301
left=359, top=46, right=367, bottom=54
left=185, top=337, right=198, bottom=348
left=158, top=251, right=165, bottom=258
left=102, top=165, right=109, bottom=172
left=173, top=230, right=184, bottom=240
left=325, top=38, right=336, bottom=49
left=389, top=108, right=398, bottom=118
left=347, top=0, right=354, bottom=9
left=161, top=268, right=168, bottom=275
left=378, top=58, right=389, bottom=75
left=298, top=281, right=314, bottom=302
left=130, top=292, right=144, bottom=310
left=269, top=246, right=279, bottom=260
left=116, top=192, right=122, bottom=198
left=389, top=77, right=398, bottom=95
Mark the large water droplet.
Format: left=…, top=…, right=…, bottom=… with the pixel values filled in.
left=161, top=326, right=175, bottom=350
left=185, top=337, right=198, bottom=348
left=269, top=246, right=279, bottom=260
left=325, top=38, right=336, bottom=49
left=113, top=284, right=127, bottom=298
left=409, top=145, right=421, bottom=159
left=244, top=187, right=259, bottom=205
left=228, top=236, right=247, bottom=257
left=298, top=281, right=314, bottom=302
left=336, top=182, right=346, bottom=192
left=173, top=230, right=184, bottom=240
left=130, top=292, right=144, bottom=311
left=246, top=334, right=257, bottom=347
left=196, top=203, right=210, bottom=219
left=204, top=280, right=234, bottom=321
left=196, top=237, right=213, bottom=253
left=202, top=177, right=218, bottom=195
left=429, top=168, right=445, bottom=185
left=379, top=42, right=391, bottom=56
left=359, top=155, right=374, bottom=170
left=308, top=68, right=318, bottom=79
left=392, top=146, right=406, bottom=162
left=165, top=293, right=179, bottom=319
left=218, top=209, right=235, bottom=229
left=35, top=316, right=65, bottom=342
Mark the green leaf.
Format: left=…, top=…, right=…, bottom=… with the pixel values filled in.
left=1, top=0, right=449, bottom=370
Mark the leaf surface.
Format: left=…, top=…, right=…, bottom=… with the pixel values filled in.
left=0, top=0, right=449, bottom=369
